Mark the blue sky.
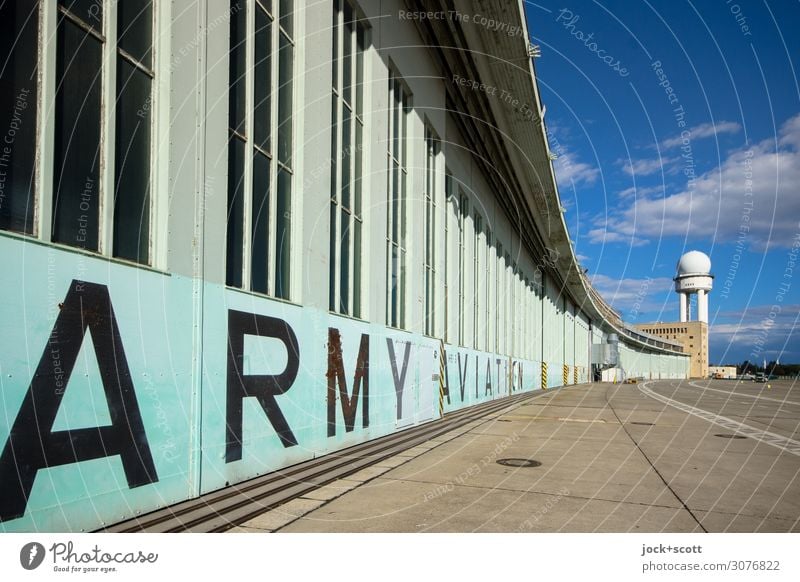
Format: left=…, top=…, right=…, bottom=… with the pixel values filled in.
left=525, top=0, right=800, bottom=365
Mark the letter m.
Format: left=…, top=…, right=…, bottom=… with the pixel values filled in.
left=326, top=328, right=369, bottom=437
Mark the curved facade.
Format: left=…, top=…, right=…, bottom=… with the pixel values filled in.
left=0, top=0, right=688, bottom=531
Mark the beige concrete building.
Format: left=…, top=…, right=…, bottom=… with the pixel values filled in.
left=634, top=321, right=708, bottom=378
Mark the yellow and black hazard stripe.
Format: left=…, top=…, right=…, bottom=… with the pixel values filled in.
left=438, top=339, right=447, bottom=417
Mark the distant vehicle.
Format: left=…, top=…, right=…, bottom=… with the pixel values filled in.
left=740, top=373, right=755, bottom=381
left=754, top=373, right=767, bottom=383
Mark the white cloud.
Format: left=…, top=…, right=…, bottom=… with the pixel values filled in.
left=601, top=113, right=800, bottom=249
left=589, top=273, right=674, bottom=320
left=661, top=121, right=742, bottom=149
left=617, top=185, right=664, bottom=199
left=620, top=156, right=680, bottom=176
left=710, top=304, right=800, bottom=363
left=779, top=114, right=800, bottom=149
left=553, top=152, right=600, bottom=186
left=587, top=227, right=648, bottom=247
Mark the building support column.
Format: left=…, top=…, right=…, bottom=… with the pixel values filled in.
left=697, top=289, right=708, bottom=323
left=679, top=292, right=688, bottom=322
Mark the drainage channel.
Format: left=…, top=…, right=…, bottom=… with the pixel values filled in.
left=102, top=389, right=548, bottom=533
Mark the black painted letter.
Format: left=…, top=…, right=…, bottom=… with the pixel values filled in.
left=327, top=328, right=369, bottom=436
left=226, top=310, right=299, bottom=462
left=387, top=338, right=411, bottom=420
left=0, top=281, right=157, bottom=522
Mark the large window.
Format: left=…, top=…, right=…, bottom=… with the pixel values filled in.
left=473, top=210, right=481, bottom=349
left=1, top=1, right=156, bottom=265
left=458, top=190, right=468, bottom=345
left=53, top=1, right=154, bottom=262
left=0, top=1, right=39, bottom=235
left=423, top=124, right=439, bottom=336
left=227, top=0, right=294, bottom=299
left=386, top=69, right=409, bottom=329
left=485, top=227, right=491, bottom=350
left=495, top=241, right=503, bottom=353
left=502, top=251, right=514, bottom=356
left=444, top=171, right=456, bottom=343
left=330, top=0, right=366, bottom=317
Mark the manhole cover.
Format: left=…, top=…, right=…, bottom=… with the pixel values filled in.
left=496, top=458, right=542, bottom=468
left=631, top=422, right=654, bottom=426
left=715, top=433, right=747, bottom=440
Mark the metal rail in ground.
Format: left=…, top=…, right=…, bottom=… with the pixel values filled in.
left=103, top=390, right=546, bottom=532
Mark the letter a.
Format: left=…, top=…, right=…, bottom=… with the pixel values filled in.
left=0, top=281, right=157, bottom=522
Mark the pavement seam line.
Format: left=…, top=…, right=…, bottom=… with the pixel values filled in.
left=604, top=384, right=709, bottom=533
left=386, top=476, right=684, bottom=511
left=687, top=380, right=800, bottom=407
left=640, top=382, right=800, bottom=456
left=271, top=390, right=556, bottom=531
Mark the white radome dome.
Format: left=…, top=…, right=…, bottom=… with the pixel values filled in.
left=676, top=250, right=711, bottom=276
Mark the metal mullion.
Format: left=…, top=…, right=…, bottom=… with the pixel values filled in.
left=399, top=166, right=407, bottom=253
left=242, top=1, right=256, bottom=291
left=332, top=91, right=341, bottom=201
left=330, top=199, right=340, bottom=313
left=146, top=2, right=158, bottom=266
left=400, top=244, right=406, bottom=327
left=485, top=230, right=490, bottom=349
left=117, top=47, right=154, bottom=78
left=335, top=88, right=344, bottom=312
left=386, top=73, right=395, bottom=326
left=431, top=143, right=437, bottom=337
left=386, top=160, right=393, bottom=324
left=400, top=86, right=407, bottom=169
left=331, top=86, right=342, bottom=312
left=390, top=240, right=398, bottom=325
left=256, top=0, right=272, bottom=18
left=348, top=11, right=356, bottom=120
left=98, top=0, right=115, bottom=256
left=57, top=6, right=106, bottom=43
left=336, top=2, right=343, bottom=103
left=254, top=142, right=272, bottom=160
left=267, top=5, right=279, bottom=295
left=34, top=2, right=49, bottom=240
left=341, top=202, right=353, bottom=319
left=473, top=216, right=478, bottom=349
left=347, top=86, right=356, bottom=315
left=386, top=77, right=393, bottom=238
left=354, top=117, right=363, bottom=219
left=279, top=27, right=294, bottom=44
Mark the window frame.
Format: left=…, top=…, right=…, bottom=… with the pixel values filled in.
left=423, top=122, right=440, bottom=337
left=457, top=188, right=468, bottom=346
left=226, top=0, right=295, bottom=299
left=1, top=1, right=164, bottom=269
left=330, top=0, right=368, bottom=318
left=472, top=209, right=481, bottom=349
left=385, top=66, right=410, bottom=330
left=444, top=170, right=457, bottom=344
